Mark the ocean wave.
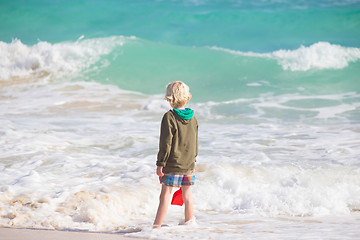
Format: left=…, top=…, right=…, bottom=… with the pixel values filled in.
left=0, top=36, right=134, bottom=80
left=212, top=42, right=360, bottom=71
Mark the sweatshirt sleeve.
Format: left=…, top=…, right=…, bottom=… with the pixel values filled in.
left=156, top=112, right=174, bottom=167
left=195, top=118, right=198, bottom=159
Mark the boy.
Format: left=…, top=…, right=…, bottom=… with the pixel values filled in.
left=153, top=81, right=198, bottom=228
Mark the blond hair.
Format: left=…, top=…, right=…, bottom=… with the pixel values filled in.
left=165, top=81, right=192, bottom=108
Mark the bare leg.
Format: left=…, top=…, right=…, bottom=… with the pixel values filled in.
left=181, top=185, right=194, bottom=222
left=153, top=185, right=173, bottom=228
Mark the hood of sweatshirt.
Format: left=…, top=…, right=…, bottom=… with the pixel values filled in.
left=173, top=108, right=194, bottom=121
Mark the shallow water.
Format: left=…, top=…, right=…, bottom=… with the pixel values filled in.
left=1, top=77, right=359, bottom=239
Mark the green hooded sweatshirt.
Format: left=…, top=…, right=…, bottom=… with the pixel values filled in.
left=156, top=108, right=198, bottom=174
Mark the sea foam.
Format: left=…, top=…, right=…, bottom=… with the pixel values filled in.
left=212, top=42, right=360, bottom=71
left=1, top=70, right=359, bottom=238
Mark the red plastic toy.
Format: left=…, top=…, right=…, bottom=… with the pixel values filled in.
left=171, top=188, right=184, bottom=206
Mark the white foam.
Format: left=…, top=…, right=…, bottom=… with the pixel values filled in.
left=195, top=163, right=360, bottom=216
left=211, top=41, right=360, bottom=71
left=0, top=36, right=135, bottom=80
left=271, top=42, right=360, bottom=71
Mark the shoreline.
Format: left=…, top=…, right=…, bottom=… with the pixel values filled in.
left=0, top=227, right=147, bottom=240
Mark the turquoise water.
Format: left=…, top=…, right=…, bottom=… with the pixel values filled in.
left=1, top=1, right=360, bottom=101
left=1, top=0, right=360, bottom=106
left=1, top=0, right=360, bottom=50
left=90, top=39, right=360, bottom=102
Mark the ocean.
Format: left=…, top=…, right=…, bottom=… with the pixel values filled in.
left=1, top=0, right=360, bottom=239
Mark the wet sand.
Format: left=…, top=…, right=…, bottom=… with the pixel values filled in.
left=0, top=227, right=147, bottom=240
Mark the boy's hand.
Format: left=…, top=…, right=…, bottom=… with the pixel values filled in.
left=156, top=166, right=164, bottom=177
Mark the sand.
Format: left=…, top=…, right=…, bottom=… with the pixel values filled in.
left=0, top=227, right=147, bottom=240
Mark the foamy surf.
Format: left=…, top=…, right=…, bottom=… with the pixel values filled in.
left=0, top=36, right=135, bottom=80
left=211, top=42, right=360, bottom=71
left=1, top=76, right=359, bottom=236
